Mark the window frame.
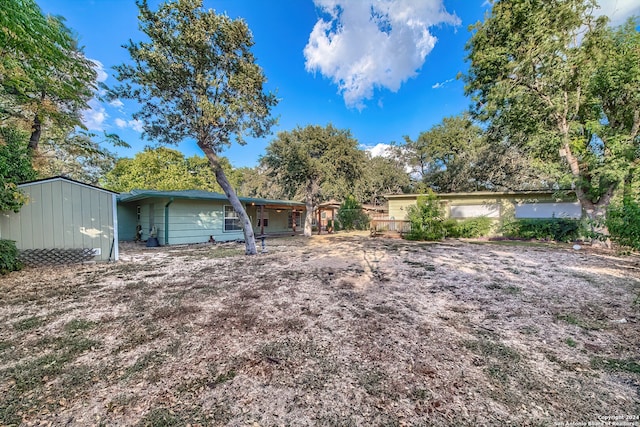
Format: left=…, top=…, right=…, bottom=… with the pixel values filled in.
left=224, top=205, right=243, bottom=232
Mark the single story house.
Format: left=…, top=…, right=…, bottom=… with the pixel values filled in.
left=117, top=189, right=306, bottom=245
left=386, top=190, right=581, bottom=222
left=0, top=176, right=119, bottom=264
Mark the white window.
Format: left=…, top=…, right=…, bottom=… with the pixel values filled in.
left=450, top=204, right=500, bottom=218
left=515, top=202, right=581, bottom=219
left=224, top=206, right=242, bottom=231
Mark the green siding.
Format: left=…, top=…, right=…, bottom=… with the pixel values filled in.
left=117, top=204, right=138, bottom=241
left=167, top=200, right=243, bottom=244
left=0, top=178, right=117, bottom=261
left=116, top=197, right=306, bottom=246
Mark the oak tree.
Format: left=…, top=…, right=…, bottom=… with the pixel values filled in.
left=262, top=124, right=364, bottom=237
left=463, top=0, right=640, bottom=238
left=0, top=0, right=96, bottom=151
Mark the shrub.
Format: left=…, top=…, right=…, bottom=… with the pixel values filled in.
left=0, top=239, right=22, bottom=274
left=405, top=191, right=446, bottom=241
left=500, top=218, right=583, bottom=242
left=337, top=196, right=370, bottom=230
left=607, top=198, right=640, bottom=250
left=442, top=219, right=460, bottom=237
left=444, top=217, right=493, bottom=238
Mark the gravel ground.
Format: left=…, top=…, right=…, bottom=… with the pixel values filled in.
left=0, top=232, right=638, bottom=426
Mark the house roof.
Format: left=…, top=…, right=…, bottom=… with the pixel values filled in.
left=385, top=189, right=574, bottom=199
left=118, top=189, right=305, bottom=207
left=19, top=176, right=119, bottom=195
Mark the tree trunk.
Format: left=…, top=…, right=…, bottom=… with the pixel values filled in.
left=199, top=144, right=258, bottom=255
left=28, top=114, right=42, bottom=152
left=304, top=182, right=314, bottom=237
left=559, top=133, right=613, bottom=247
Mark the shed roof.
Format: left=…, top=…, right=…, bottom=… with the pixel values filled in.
left=118, top=189, right=305, bottom=207
left=19, top=176, right=118, bottom=195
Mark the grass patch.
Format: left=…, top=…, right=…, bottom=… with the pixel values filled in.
left=60, top=364, right=95, bottom=391
left=556, top=313, right=604, bottom=331
left=465, top=339, right=521, bottom=362
left=0, top=340, right=13, bottom=352
left=403, top=260, right=436, bottom=271
left=123, top=350, right=166, bottom=380
left=464, top=338, right=522, bottom=384
left=208, top=247, right=245, bottom=258
left=504, top=285, right=521, bottom=295
left=137, top=407, right=183, bottom=427
left=13, top=316, right=44, bottom=331
left=34, top=334, right=99, bottom=357
left=212, top=369, right=236, bottom=386
left=591, top=357, right=640, bottom=374
left=357, top=368, right=389, bottom=397
left=64, top=318, right=96, bottom=333
left=565, top=337, right=577, bottom=348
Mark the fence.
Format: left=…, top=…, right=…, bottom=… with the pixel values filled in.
left=370, top=219, right=411, bottom=236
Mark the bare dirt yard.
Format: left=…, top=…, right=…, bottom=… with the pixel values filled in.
left=0, top=233, right=639, bottom=426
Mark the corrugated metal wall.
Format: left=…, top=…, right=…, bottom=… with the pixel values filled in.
left=0, top=179, right=116, bottom=262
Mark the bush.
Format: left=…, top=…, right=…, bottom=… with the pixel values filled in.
left=0, top=239, right=22, bottom=274
left=500, top=218, right=583, bottom=242
left=337, top=196, right=370, bottom=230
left=444, top=217, right=493, bottom=238
left=405, top=191, right=446, bottom=241
left=607, top=198, right=640, bottom=250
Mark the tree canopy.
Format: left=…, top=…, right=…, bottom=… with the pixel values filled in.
left=0, top=127, right=36, bottom=212
left=354, top=154, right=410, bottom=206
left=262, top=124, right=365, bottom=237
left=0, top=0, right=97, bottom=151
left=400, top=114, right=549, bottom=193
left=110, top=0, right=278, bottom=254
left=463, top=0, right=640, bottom=234
left=102, top=147, right=239, bottom=193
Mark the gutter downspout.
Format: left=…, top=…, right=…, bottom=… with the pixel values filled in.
left=164, top=198, right=174, bottom=245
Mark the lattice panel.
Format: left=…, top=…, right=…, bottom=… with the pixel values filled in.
left=19, top=248, right=96, bottom=267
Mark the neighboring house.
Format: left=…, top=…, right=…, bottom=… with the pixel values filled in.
left=0, top=176, right=119, bottom=264
left=387, top=190, right=581, bottom=222
left=117, top=189, right=306, bottom=245
left=316, top=200, right=340, bottom=232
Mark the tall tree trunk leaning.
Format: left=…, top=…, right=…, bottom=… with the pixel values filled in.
left=200, top=144, right=258, bottom=255
left=304, top=181, right=314, bottom=237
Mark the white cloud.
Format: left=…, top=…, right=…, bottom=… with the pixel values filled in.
left=362, top=143, right=393, bottom=158
left=432, top=78, right=454, bottom=89
left=129, top=119, right=144, bottom=133
left=82, top=98, right=107, bottom=131
left=114, top=117, right=144, bottom=133
left=90, top=59, right=108, bottom=83
left=304, top=0, right=460, bottom=109
left=109, top=99, right=124, bottom=109
left=595, top=0, right=640, bottom=26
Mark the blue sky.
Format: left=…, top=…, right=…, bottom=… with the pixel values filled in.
left=38, top=0, right=639, bottom=168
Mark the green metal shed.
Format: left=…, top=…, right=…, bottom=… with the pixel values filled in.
left=0, top=176, right=119, bottom=264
